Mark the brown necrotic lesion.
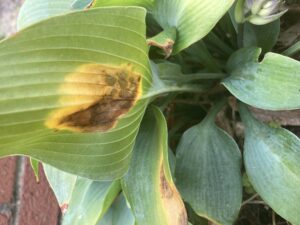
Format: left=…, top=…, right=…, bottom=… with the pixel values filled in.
left=45, top=63, right=142, bottom=132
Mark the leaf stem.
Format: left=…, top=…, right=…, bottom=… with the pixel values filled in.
left=205, top=32, right=235, bottom=56
left=181, top=73, right=228, bottom=81
left=203, top=97, right=228, bottom=123
left=242, top=193, right=259, bottom=206
left=160, top=73, right=228, bottom=84
left=272, top=211, right=276, bottom=225
left=237, top=23, right=244, bottom=48
left=142, top=84, right=212, bottom=100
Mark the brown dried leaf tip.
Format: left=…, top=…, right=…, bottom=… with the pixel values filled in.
left=45, top=63, right=142, bottom=132
left=160, top=166, right=188, bottom=225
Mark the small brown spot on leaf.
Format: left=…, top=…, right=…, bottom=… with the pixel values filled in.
left=160, top=168, right=174, bottom=199
left=105, top=75, right=117, bottom=86
left=45, top=63, right=142, bottom=132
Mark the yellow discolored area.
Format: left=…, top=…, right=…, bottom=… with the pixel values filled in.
left=45, top=63, right=142, bottom=132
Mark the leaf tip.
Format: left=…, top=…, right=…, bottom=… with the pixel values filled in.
left=160, top=166, right=188, bottom=225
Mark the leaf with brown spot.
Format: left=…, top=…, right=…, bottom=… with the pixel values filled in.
left=122, top=106, right=187, bottom=225
left=45, top=63, right=142, bottom=133
left=0, top=7, right=151, bottom=180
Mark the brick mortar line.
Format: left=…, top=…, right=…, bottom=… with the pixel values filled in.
left=12, top=156, right=25, bottom=225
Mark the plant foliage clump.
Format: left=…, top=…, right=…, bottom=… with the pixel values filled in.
left=0, top=0, right=300, bottom=224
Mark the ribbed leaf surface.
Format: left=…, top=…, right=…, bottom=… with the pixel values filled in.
left=0, top=7, right=151, bottom=180
left=175, top=101, right=242, bottom=225
left=98, top=194, right=135, bottom=225
left=17, top=0, right=93, bottom=29
left=122, top=106, right=187, bottom=225
left=223, top=47, right=300, bottom=110
left=92, top=0, right=234, bottom=53
left=240, top=103, right=300, bottom=225
left=62, top=178, right=121, bottom=225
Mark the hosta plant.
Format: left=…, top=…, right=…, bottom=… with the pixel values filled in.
left=0, top=0, right=300, bottom=224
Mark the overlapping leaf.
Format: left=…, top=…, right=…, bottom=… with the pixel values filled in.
left=0, top=7, right=151, bottom=180
left=17, top=0, right=236, bottom=55
left=223, top=47, right=300, bottom=110
left=175, top=100, right=242, bottom=225
left=44, top=164, right=78, bottom=207
left=93, top=0, right=235, bottom=54
left=239, top=103, right=300, bottom=225
left=148, top=62, right=215, bottom=97
left=98, top=194, right=135, bottom=225
left=151, top=0, right=235, bottom=54
left=45, top=165, right=123, bottom=225
left=17, top=0, right=93, bottom=29
left=243, top=20, right=280, bottom=53
left=62, top=178, right=121, bottom=225
left=122, top=106, right=187, bottom=225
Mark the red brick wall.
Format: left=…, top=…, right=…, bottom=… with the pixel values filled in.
left=0, top=157, right=60, bottom=225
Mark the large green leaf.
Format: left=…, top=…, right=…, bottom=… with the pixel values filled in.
left=0, top=7, right=151, bottom=180
left=175, top=100, right=242, bottom=225
left=122, top=106, right=187, bottom=225
left=17, top=0, right=93, bottom=29
left=93, top=0, right=235, bottom=54
left=239, top=103, right=300, bottom=225
left=223, top=47, right=300, bottom=110
left=98, top=194, right=135, bottom=225
left=20, top=0, right=235, bottom=54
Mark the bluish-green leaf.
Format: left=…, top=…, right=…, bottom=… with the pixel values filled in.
left=62, top=179, right=121, bottom=225
left=17, top=0, right=93, bottom=29
left=44, top=165, right=121, bottom=225
left=44, top=164, right=77, bottom=207
left=98, top=194, right=135, bottom=225
left=93, top=0, right=235, bottom=54
left=175, top=100, right=242, bottom=225
left=223, top=47, right=300, bottom=110
left=243, top=20, right=280, bottom=53
left=239, top=103, right=300, bottom=225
